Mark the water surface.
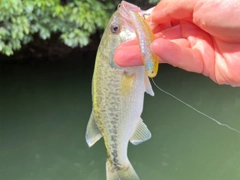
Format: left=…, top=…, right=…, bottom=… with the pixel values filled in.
left=1, top=60, right=240, bottom=180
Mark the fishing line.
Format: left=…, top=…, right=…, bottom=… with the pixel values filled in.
left=151, top=78, right=240, bottom=134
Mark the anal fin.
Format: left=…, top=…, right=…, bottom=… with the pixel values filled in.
left=85, top=111, right=102, bottom=147
left=130, top=117, right=151, bottom=145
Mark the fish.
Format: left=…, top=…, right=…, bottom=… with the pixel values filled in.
left=85, top=1, right=155, bottom=180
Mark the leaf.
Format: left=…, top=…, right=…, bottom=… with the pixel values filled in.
left=0, top=0, right=117, bottom=56
left=39, top=28, right=50, bottom=40
left=25, top=4, right=34, bottom=13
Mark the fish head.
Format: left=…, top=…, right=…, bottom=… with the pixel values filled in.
left=98, top=1, right=156, bottom=72
left=99, top=5, right=138, bottom=69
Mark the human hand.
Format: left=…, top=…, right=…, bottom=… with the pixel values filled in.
left=114, top=0, right=240, bottom=86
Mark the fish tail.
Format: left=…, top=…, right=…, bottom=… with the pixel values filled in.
left=106, top=160, right=139, bottom=180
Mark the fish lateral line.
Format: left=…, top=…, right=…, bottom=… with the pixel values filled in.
left=151, top=78, right=240, bottom=134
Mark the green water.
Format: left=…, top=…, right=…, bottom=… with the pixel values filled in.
left=1, top=59, right=240, bottom=180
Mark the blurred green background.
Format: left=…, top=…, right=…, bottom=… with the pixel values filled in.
left=1, top=0, right=240, bottom=180
left=0, top=0, right=158, bottom=57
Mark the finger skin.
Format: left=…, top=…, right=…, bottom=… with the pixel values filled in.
left=151, top=0, right=195, bottom=23
left=114, top=41, right=142, bottom=67
left=114, top=25, right=182, bottom=67
left=151, top=38, right=203, bottom=73
left=151, top=0, right=240, bottom=42
left=114, top=25, right=187, bottom=67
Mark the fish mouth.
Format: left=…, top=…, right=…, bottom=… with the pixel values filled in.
left=118, top=1, right=156, bottom=32
left=118, top=1, right=156, bottom=29
left=118, top=1, right=142, bottom=21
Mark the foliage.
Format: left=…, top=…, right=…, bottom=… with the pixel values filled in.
left=148, top=0, right=159, bottom=4
left=0, top=0, right=115, bottom=56
left=0, top=0, right=157, bottom=56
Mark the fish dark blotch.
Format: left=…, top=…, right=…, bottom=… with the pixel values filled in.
left=109, top=112, right=115, bottom=116
left=111, top=120, right=117, bottom=124
left=109, top=108, right=115, bottom=112
left=111, top=149, right=118, bottom=157
left=111, top=143, right=117, bottom=149
left=111, top=135, right=117, bottom=142
left=113, top=129, right=117, bottom=134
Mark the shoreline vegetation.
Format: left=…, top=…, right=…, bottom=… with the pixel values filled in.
left=0, top=0, right=158, bottom=61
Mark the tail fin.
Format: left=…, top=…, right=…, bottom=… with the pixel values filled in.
left=106, top=161, right=139, bottom=180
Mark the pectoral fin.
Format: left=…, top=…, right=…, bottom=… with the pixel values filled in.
left=130, top=117, right=151, bottom=145
left=144, top=75, right=154, bottom=96
left=85, top=111, right=102, bottom=147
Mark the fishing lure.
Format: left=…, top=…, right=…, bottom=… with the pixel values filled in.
left=129, top=11, right=159, bottom=78
left=119, top=1, right=159, bottom=78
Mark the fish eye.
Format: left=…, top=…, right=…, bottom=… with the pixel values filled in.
left=110, top=24, right=120, bottom=34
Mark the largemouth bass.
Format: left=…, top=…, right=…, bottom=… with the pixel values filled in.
left=86, top=1, right=155, bottom=179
